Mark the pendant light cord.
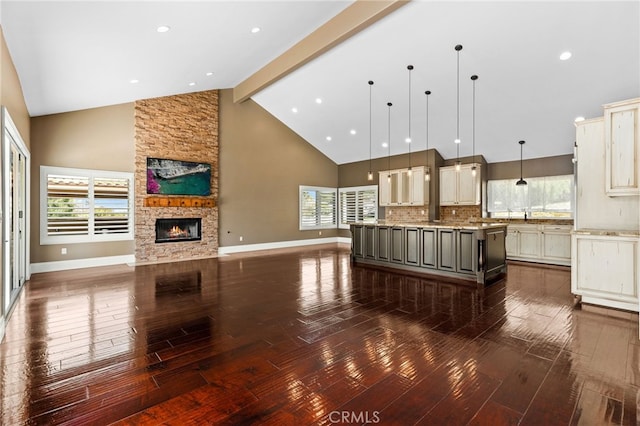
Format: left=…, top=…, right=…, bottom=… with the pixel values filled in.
left=516, top=140, right=527, bottom=185
left=425, top=90, right=430, bottom=152
left=368, top=81, right=373, bottom=175
left=454, top=45, right=463, bottom=165
left=472, top=75, right=477, bottom=163
left=407, top=65, right=413, bottom=170
left=425, top=90, right=431, bottom=180
left=387, top=102, right=392, bottom=173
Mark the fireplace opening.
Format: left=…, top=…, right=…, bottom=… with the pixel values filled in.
left=155, top=218, right=202, bottom=243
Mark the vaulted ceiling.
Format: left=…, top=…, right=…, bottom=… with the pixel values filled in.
left=2, top=1, right=638, bottom=164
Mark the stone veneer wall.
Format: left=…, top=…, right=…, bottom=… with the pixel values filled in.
left=134, top=90, right=219, bottom=263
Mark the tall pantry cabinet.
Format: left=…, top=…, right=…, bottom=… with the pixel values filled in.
left=572, top=98, right=640, bottom=313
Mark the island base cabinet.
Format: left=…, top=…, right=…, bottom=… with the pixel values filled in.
left=364, top=226, right=376, bottom=259
left=457, top=230, right=478, bottom=275
left=438, top=229, right=456, bottom=271
left=352, top=225, right=364, bottom=258
left=351, top=224, right=507, bottom=285
left=485, top=229, right=507, bottom=272
left=391, top=227, right=404, bottom=263
left=421, top=228, right=437, bottom=268
left=377, top=227, right=390, bottom=261
left=572, top=234, right=639, bottom=312
left=405, top=228, right=420, bottom=266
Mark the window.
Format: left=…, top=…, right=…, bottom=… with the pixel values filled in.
left=338, top=186, right=378, bottom=229
left=41, top=166, right=134, bottom=244
left=299, top=186, right=337, bottom=230
left=488, top=175, right=573, bottom=219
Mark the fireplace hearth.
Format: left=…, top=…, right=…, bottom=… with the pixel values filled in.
left=155, top=218, right=202, bottom=243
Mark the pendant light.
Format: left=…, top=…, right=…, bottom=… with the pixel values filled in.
left=454, top=44, right=462, bottom=172
left=471, top=74, right=478, bottom=177
left=387, top=102, right=392, bottom=183
left=367, top=80, right=374, bottom=181
left=516, top=140, right=527, bottom=185
left=406, top=65, right=413, bottom=176
left=424, top=90, right=431, bottom=182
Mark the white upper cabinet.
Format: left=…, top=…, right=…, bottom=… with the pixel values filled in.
left=575, top=117, right=639, bottom=231
left=604, top=98, right=640, bottom=196
left=439, top=163, right=481, bottom=206
left=439, top=167, right=458, bottom=206
left=378, top=171, right=391, bottom=206
left=379, top=166, right=429, bottom=206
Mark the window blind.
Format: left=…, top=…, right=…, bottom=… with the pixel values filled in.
left=41, top=166, right=134, bottom=244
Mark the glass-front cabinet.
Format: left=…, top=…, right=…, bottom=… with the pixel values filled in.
left=379, top=166, right=429, bottom=206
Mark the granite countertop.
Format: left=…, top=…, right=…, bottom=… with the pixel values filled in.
left=474, top=218, right=574, bottom=225
left=572, top=229, right=640, bottom=237
left=353, top=221, right=508, bottom=230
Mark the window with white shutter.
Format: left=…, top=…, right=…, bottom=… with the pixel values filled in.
left=41, top=166, right=134, bottom=244
left=299, top=186, right=337, bottom=230
left=338, top=185, right=378, bottom=229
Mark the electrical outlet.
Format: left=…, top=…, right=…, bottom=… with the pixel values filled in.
left=319, top=231, right=322, bottom=236
left=421, top=210, right=425, bottom=215
left=452, top=209, right=456, bottom=215
left=239, top=236, right=243, bottom=242
left=61, top=247, right=67, bottom=255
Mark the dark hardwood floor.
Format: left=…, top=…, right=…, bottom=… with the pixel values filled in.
left=1, top=244, right=638, bottom=425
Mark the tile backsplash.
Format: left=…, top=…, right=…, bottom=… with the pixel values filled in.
left=439, top=205, right=482, bottom=222
left=384, top=206, right=431, bottom=222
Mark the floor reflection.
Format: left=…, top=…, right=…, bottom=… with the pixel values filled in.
left=0, top=248, right=638, bottom=425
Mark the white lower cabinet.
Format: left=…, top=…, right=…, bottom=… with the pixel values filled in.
left=572, top=233, right=639, bottom=312
left=506, top=224, right=571, bottom=266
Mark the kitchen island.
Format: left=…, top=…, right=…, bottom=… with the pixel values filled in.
left=350, top=221, right=507, bottom=285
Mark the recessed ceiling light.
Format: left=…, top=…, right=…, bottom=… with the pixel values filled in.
left=129, top=79, right=139, bottom=84
left=205, top=72, right=214, bottom=77
left=574, top=116, right=585, bottom=122
left=291, top=107, right=298, bottom=113
left=251, top=27, right=261, bottom=34
left=350, top=129, right=356, bottom=135
left=382, top=142, right=388, bottom=148
left=157, top=25, right=171, bottom=33
left=405, top=137, right=411, bottom=143
left=315, top=98, right=322, bottom=104
left=326, top=136, right=332, bottom=141
left=560, top=51, right=572, bottom=60
left=188, top=82, right=196, bottom=87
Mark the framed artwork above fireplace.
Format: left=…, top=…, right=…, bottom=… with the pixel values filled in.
left=146, top=157, right=211, bottom=196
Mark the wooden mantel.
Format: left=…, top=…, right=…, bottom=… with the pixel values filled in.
left=143, top=197, right=216, bottom=208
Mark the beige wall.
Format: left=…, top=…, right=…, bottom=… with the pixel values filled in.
left=487, top=154, right=574, bottom=180
left=1, top=28, right=29, bottom=146
left=30, top=88, right=341, bottom=262
left=0, top=26, right=31, bottom=331
left=218, top=89, right=339, bottom=247
left=30, top=103, right=135, bottom=263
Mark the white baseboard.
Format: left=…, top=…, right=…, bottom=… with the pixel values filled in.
left=30, top=254, right=136, bottom=274
left=30, top=238, right=354, bottom=272
left=219, top=237, right=351, bottom=255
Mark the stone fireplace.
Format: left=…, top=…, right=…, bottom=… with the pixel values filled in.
left=155, top=218, right=202, bottom=243
left=134, top=90, right=219, bottom=264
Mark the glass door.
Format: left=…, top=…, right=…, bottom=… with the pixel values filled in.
left=2, top=108, right=29, bottom=317
left=10, top=144, right=26, bottom=297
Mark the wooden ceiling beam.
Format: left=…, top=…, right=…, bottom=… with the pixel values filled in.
left=233, top=0, right=410, bottom=103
